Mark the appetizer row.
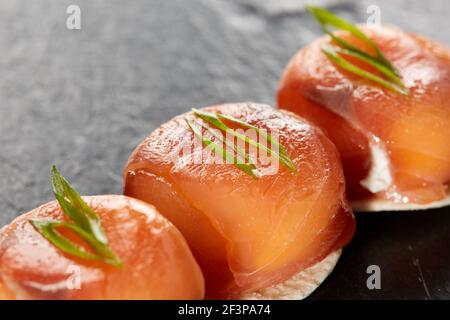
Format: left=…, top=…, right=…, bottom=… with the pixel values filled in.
left=1, top=6, right=449, bottom=300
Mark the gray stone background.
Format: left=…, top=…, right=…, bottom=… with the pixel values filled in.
left=0, top=0, right=449, bottom=299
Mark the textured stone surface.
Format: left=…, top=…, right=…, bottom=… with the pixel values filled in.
left=0, top=0, right=449, bottom=299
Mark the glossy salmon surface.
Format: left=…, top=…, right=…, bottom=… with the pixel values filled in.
left=278, top=25, right=450, bottom=204
left=124, top=103, right=355, bottom=298
left=0, top=195, right=204, bottom=300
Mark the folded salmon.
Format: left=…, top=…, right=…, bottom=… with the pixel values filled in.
left=278, top=25, right=450, bottom=209
left=124, top=103, right=355, bottom=298
left=0, top=195, right=204, bottom=299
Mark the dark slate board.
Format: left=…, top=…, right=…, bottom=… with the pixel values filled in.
left=0, top=0, right=449, bottom=300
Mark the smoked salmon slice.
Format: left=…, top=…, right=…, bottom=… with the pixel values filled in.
left=123, top=103, right=355, bottom=298
left=278, top=25, right=450, bottom=205
left=0, top=195, right=204, bottom=299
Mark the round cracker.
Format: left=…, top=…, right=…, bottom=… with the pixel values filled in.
left=351, top=192, right=450, bottom=212
left=239, top=250, right=341, bottom=300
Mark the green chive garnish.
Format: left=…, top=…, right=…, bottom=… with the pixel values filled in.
left=216, top=113, right=297, bottom=173
left=321, top=45, right=409, bottom=96
left=30, top=166, right=123, bottom=267
left=306, top=5, right=409, bottom=95
left=186, top=109, right=297, bottom=178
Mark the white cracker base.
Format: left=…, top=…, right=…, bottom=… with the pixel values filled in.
left=239, top=250, right=341, bottom=300
left=351, top=193, right=450, bottom=212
